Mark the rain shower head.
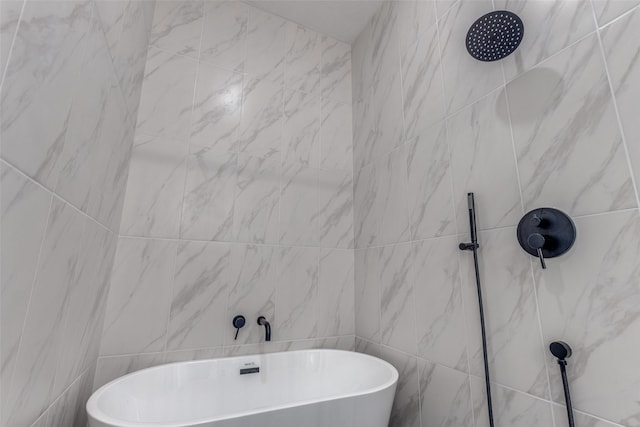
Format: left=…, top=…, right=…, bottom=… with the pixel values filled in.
left=466, top=10, right=524, bottom=62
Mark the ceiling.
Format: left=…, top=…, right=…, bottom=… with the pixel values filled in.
left=247, top=0, right=384, bottom=43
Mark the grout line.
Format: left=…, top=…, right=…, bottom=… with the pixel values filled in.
left=3, top=178, right=55, bottom=422
left=592, top=3, right=640, bottom=211
left=0, top=0, right=26, bottom=91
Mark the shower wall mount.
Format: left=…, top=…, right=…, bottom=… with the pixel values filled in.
left=516, top=208, right=576, bottom=269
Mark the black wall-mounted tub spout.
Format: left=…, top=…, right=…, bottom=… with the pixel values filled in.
left=257, top=316, right=271, bottom=341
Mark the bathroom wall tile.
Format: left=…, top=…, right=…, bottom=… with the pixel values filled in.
left=438, top=0, right=504, bottom=114
left=601, top=6, right=640, bottom=195
left=55, top=15, right=113, bottom=213
left=167, top=241, right=231, bottom=351
left=371, top=70, right=404, bottom=161
left=318, top=169, right=354, bottom=249
left=509, top=34, right=635, bottom=217
left=285, top=24, right=321, bottom=96
left=4, top=199, right=85, bottom=427
left=120, top=134, right=188, bottom=238
left=318, top=248, right=354, bottom=337
left=354, top=248, right=380, bottom=342
left=498, top=0, right=596, bottom=80
left=352, top=95, right=375, bottom=171
left=321, top=36, right=352, bottom=105
left=552, top=404, right=624, bottom=427
left=535, top=210, right=640, bottom=425
left=51, top=220, right=116, bottom=399
left=282, top=90, right=321, bottom=167
left=233, top=154, right=280, bottom=244
left=246, top=6, right=292, bottom=75
left=93, top=353, right=165, bottom=391
left=94, top=0, right=126, bottom=55
left=200, top=1, right=247, bottom=73
left=226, top=244, right=278, bottom=345
left=279, top=163, right=319, bottom=246
left=401, top=24, right=445, bottom=142
left=0, top=162, right=51, bottom=423
left=0, top=0, right=91, bottom=189
left=136, top=47, right=197, bottom=140
left=275, top=246, right=319, bottom=341
left=355, top=148, right=410, bottom=247
left=447, top=90, right=522, bottom=231
left=180, top=149, right=236, bottom=241
left=405, top=121, right=456, bottom=240
left=0, top=0, right=23, bottom=81
left=69, top=363, right=96, bottom=427
left=379, top=243, right=417, bottom=355
left=45, top=370, right=83, bottom=427
left=350, top=21, right=372, bottom=103
left=164, top=347, right=225, bottom=364
left=238, top=69, right=284, bottom=159
left=413, top=236, right=468, bottom=371
left=592, top=0, right=640, bottom=26
left=190, top=63, right=242, bottom=153
left=419, top=359, right=473, bottom=427
left=377, top=345, right=421, bottom=427
left=87, top=81, right=132, bottom=232
left=320, top=99, right=353, bottom=172
left=355, top=338, right=420, bottom=427
left=461, top=227, right=549, bottom=399
left=149, top=0, right=203, bottom=58
left=100, top=237, right=177, bottom=355
left=471, top=378, right=554, bottom=427
left=395, top=0, right=437, bottom=53
left=370, top=1, right=400, bottom=88
left=315, top=335, right=356, bottom=351
left=111, top=0, right=151, bottom=116
left=436, top=0, right=458, bottom=18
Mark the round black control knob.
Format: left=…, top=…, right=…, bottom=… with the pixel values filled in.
left=232, top=315, right=246, bottom=329
left=527, top=233, right=546, bottom=250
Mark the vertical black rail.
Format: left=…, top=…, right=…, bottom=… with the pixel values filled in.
left=459, top=193, right=495, bottom=427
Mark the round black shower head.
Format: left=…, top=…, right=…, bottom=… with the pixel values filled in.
left=466, top=10, right=524, bottom=62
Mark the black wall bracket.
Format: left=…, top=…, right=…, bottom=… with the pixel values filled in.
left=516, top=208, right=576, bottom=269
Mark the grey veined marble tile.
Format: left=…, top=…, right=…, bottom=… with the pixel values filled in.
left=1, top=0, right=92, bottom=189
left=447, top=90, right=522, bottom=232
left=419, top=359, right=473, bottom=427
left=190, top=63, right=242, bottom=154
left=0, top=0, right=23, bottom=81
left=498, top=0, right=596, bottom=80
left=100, top=237, right=177, bottom=356
left=167, top=241, right=232, bottom=351
left=180, top=149, right=236, bottom=241
left=461, top=227, right=549, bottom=399
left=412, top=236, right=468, bottom=372
left=318, top=248, right=354, bottom=337
left=4, top=198, right=86, bottom=426
left=149, top=0, right=203, bottom=58
left=535, top=210, right=640, bottom=426
left=0, top=162, right=51, bottom=425
left=601, top=6, right=640, bottom=200
left=201, top=1, right=247, bottom=73
left=119, top=134, right=188, bottom=239
left=509, top=34, right=635, bottom=217
left=592, top=0, right=640, bottom=26
left=135, top=47, right=197, bottom=141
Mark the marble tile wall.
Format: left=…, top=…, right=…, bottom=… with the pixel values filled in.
left=352, top=1, right=640, bottom=427
left=0, top=1, right=155, bottom=426
left=96, top=0, right=355, bottom=388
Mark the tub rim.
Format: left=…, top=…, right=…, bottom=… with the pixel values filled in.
left=86, top=349, right=399, bottom=427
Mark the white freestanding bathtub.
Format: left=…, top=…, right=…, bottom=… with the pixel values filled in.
left=87, top=349, right=398, bottom=427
